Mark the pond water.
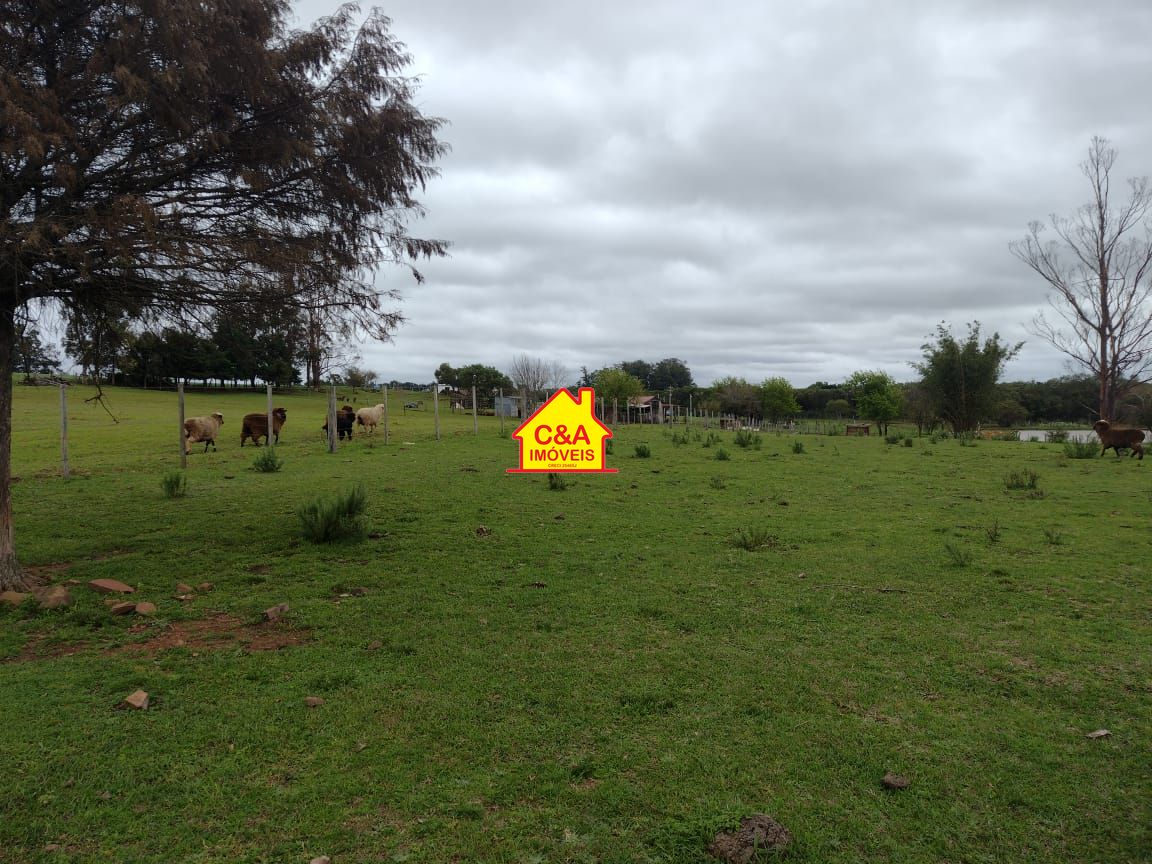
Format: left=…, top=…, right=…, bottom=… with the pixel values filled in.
left=1017, top=429, right=1097, bottom=443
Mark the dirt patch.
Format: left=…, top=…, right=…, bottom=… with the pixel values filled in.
left=8, top=614, right=309, bottom=663
left=23, top=561, right=72, bottom=583
left=709, top=815, right=792, bottom=863
left=119, top=614, right=310, bottom=654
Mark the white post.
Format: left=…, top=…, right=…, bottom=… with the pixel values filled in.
left=59, top=384, right=69, bottom=478
left=178, top=382, right=187, bottom=468
left=266, top=384, right=274, bottom=448
left=382, top=385, right=389, bottom=445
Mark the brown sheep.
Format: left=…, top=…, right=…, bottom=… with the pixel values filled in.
left=241, top=407, right=287, bottom=446
left=184, top=412, right=223, bottom=454
left=1093, top=419, right=1145, bottom=460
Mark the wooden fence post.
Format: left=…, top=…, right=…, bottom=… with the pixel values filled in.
left=433, top=383, right=440, bottom=440
left=59, top=384, right=69, bottom=479
left=472, top=385, right=478, bottom=435
left=266, top=384, right=274, bottom=448
left=327, top=385, right=337, bottom=453
left=178, top=382, right=187, bottom=469
left=383, top=385, right=389, bottom=445
left=499, top=388, right=505, bottom=436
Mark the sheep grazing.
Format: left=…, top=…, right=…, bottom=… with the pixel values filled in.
left=241, top=407, right=288, bottom=447
left=322, top=405, right=356, bottom=441
left=1093, top=420, right=1145, bottom=460
left=184, top=412, right=224, bottom=454
left=355, top=403, right=387, bottom=434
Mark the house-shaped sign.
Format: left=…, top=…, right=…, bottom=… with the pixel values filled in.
left=508, top=387, right=616, bottom=473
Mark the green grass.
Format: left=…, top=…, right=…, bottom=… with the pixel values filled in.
left=1, top=385, right=1150, bottom=863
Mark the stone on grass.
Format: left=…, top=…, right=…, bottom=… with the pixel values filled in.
left=176, top=583, right=194, bottom=595
left=263, top=602, right=290, bottom=622
left=109, top=601, right=137, bottom=616
left=1086, top=729, right=1111, bottom=739
left=134, top=601, right=157, bottom=616
left=1, top=590, right=30, bottom=606
left=304, top=696, right=325, bottom=708
left=708, top=815, right=792, bottom=864
left=197, top=582, right=214, bottom=592
left=89, top=578, right=134, bottom=594
left=310, top=857, right=331, bottom=864
left=882, top=773, right=911, bottom=790
left=34, top=586, right=72, bottom=609
left=119, top=690, right=149, bottom=710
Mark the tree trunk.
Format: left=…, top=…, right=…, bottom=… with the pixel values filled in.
left=0, top=296, right=28, bottom=590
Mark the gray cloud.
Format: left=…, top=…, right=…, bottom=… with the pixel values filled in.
left=295, top=0, right=1152, bottom=387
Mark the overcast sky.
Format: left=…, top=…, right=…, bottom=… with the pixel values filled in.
left=293, top=0, right=1152, bottom=388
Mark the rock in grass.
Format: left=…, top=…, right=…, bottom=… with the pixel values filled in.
left=89, top=578, right=134, bottom=594
left=197, top=582, right=214, bottom=592
left=708, top=814, right=791, bottom=863
left=263, top=602, right=290, bottom=622
left=175, top=582, right=194, bottom=595
left=1086, top=729, right=1111, bottom=739
left=882, top=773, right=911, bottom=790
left=1, top=590, right=30, bottom=606
left=134, top=601, right=157, bottom=616
left=304, top=696, right=325, bottom=708
left=109, top=601, right=137, bottom=616
left=309, top=857, right=331, bottom=864
left=119, top=690, right=149, bottom=710
left=34, top=586, right=72, bottom=609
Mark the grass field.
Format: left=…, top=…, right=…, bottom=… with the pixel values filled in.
left=1, top=384, right=1149, bottom=863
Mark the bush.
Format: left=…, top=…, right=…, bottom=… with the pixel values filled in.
left=791, top=440, right=805, bottom=454
left=714, top=447, right=730, bottom=461
left=730, top=527, right=780, bottom=551
left=709, top=476, right=727, bottom=490
left=298, top=484, right=368, bottom=543
left=160, top=471, right=187, bottom=498
left=1063, top=439, right=1098, bottom=459
left=902, top=437, right=914, bottom=447
left=252, top=448, right=283, bottom=473
left=733, top=430, right=761, bottom=449
left=1004, top=468, right=1040, bottom=490
left=547, top=472, right=569, bottom=491
left=944, top=541, right=973, bottom=567
left=702, top=432, right=723, bottom=448
left=884, top=434, right=902, bottom=445
left=634, top=443, right=651, bottom=458
left=1046, top=430, right=1068, bottom=444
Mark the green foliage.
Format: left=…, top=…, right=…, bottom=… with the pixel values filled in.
left=297, top=484, right=368, bottom=543
left=824, top=398, right=852, bottom=419
left=985, top=520, right=1002, bottom=543
left=714, top=447, right=730, bottom=461
left=1043, top=527, right=1065, bottom=545
left=709, top=476, right=727, bottom=490
left=252, top=448, right=283, bottom=473
left=760, top=376, right=801, bottom=423
left=846, top=370, right=903, bottom=434
left=634, top=443, right=651, bottom=459
left=547, top=472, right=569, bottom=491
left=944, top=541, right=973, bottom=567
left=1046, top=430, right=1069, bottom=444
left=903, top=437, right=914, bottom=447
left=707, top=376, right=761, bottom=417
left=1005, top=468, right=1041, bottom=490
left=732, top=429, right=761, bottom=449
left=160, top=471, right=187, bottom=499
left=730, top=527, right=780, bottom=551
left=702, top=431, right=723, bottom=448
left=1064, top=439, right=1098, bottom=459
left=791, top=440, right=805, bottom=454
left=592, top=368, right=644, bottom=406
left=915, top=322, right=1023, bottom=437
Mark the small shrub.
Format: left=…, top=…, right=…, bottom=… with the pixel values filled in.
left=605, top=439, right=613, bottom=455
left=826, top=426, right=842, bottom=436
left=547, top=472, right=569, bottom=491
left=160, top=471, right=187, bottom=498
left=715, top=448, right=730, bottom=461
left=985, top=520, right=1001, bottom=543
left=298, top=484, right=368, bottom=543
left=1026, top=489, right=1047, bottom=500
left=1063, top=439, right=1098, bottom=459
left=709, top=476, right=727, bottom=490
left=1004, top=468, right=1040, bottom=490
left=1043, top=527, right=1065, bottom=546
left=944, top=541, right=973, bottom=567
left=884, top=434, right=902, bottom=445
left=791, top=440, right=805, bottom=454
left=702, top=431, right=723, bottom=448
left=634, top=443, right=651, bottom=458
left=903, top=437, right=914, bottom=447
left=670, top=431, right=689, bottom=447
left=733, top=430, right=761, bottom=449
left=252, top=448, right=283, bottom=473
left=731, top=527, right=779, bottom=551
left=1046, top=430, right=1068, bottom=444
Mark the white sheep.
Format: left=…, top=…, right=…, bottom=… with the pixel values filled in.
left=184, top=412, right=224, bottom=454
left=355, top=403, right=387, bottom=434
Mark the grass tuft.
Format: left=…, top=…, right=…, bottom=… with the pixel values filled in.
left=252, top=448, right=283, bottom=473
left=1063, top=439, right=1098, bottom=459
left=160, top=470, right=187, bottom=498
left=1004, top=468, right=1040, bottom=490
left=297, top=483, right=368, bottom=543
left=730, top=527, right=779, bottom=551
left=634, top=443, right=651, bottom=459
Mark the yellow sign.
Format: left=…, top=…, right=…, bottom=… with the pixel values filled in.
left=508, top=387, right=616, bottom=473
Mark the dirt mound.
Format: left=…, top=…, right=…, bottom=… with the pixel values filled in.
left=708, top=815, right=792, bottom=863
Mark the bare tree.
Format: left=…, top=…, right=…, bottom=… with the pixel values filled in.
left=0, top=3, right=447, bottom=589
left=508, top=354, right=552, bottom=401
left=545, top=360, right=570, bottom=393
left=1011, top=137, right=1152, bottom=421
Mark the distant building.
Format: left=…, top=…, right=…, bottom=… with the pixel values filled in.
left=494, top=395, right=523, bottom=418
